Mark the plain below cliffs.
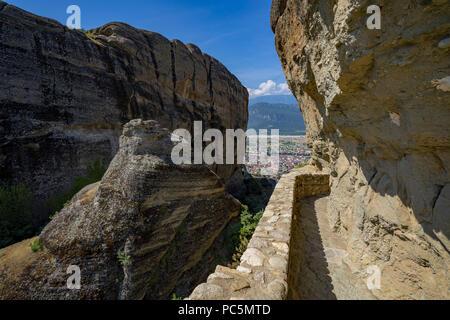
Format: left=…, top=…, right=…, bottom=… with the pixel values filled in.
left=272, top=0, right=449, bottom=299
left=0, top=2, right=248, bottom=225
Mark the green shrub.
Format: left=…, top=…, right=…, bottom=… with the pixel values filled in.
left=46, top=158, right=107, bottom=216
left=30, top=238, right=41, bottom=252
left=225, top=222, right=241, bottom=252
left=227, top=205, right=264, bottom=269
left=117, top=248, right=131, bottom=267
left=85, top=30, right=94, bottom=39
left=49, top=201, right=70, bottom=221
left=171, top=294, right=183, bottom=300
left=239, top=206, right=263, bottom=239
left=0, top=184, right=34, bottom=248
left=229, top=235, right=249, bottom=269
left=81, top=29, right=95, bottom=40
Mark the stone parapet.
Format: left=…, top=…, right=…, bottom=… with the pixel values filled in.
left=189, top=167, right=330, bottom=300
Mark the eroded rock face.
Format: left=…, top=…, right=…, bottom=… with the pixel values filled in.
left=0, top=119, right=240, bottom=300
left=0, top=3, right=248, bottom=224
left=272, top=0, right=449, bottom=299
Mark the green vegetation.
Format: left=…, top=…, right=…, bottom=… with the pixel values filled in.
left=240, top=206, right=263, bottom=239
left=229, top=235, right=249, bottom=269
left=160, top=206, right=169, bottom=216
left=79, top=28, right=95, bottom=39
left=117, top=248, right=131, bottom=267
left=294, top=161, right=309, bottom=169
left=30, top=238, right=41, bottom=252
left=227, top=205, right=263, bottom=269
left=46, top=158, right=107, bottom=217
left=171, top=294, right=183, bottom=300
left=85, top=30, right=95, bottom=40
left=0, top=184, right=34, bottom=249
left=49, top=201, right=70, bottom=221
left=214, top=255, right=226, bottom=265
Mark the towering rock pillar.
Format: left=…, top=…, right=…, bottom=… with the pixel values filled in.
left=0, top=119, right=241, bottom=300
left=0, top=3, right=248, bottom=223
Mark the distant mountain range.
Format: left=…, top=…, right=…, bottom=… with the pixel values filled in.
left=248, top=102, right=306, bottom=136
left=249, top=94, right=298, bottom=106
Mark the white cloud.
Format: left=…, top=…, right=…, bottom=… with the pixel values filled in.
left=247, top=80, right=291, bottom=98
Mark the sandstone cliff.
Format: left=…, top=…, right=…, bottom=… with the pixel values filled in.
left=0, top=2, right=248, bottom=224
left=272, top=0, right=449, bottom=299
left=0, top=119, right=241, bottom=299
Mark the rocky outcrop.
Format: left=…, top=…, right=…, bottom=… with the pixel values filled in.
left=0, top=2, right=248, bottom=224
left=0, top=119, right=241, bottom=299
left=272, top=0, right=449, bottom=299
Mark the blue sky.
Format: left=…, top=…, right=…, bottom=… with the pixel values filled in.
left=6, top=0, right=292, bottom=97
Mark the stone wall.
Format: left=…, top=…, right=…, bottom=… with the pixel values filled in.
left=189, top=167, right=330, bottom=300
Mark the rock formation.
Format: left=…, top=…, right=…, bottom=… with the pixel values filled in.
left=0, top=119, right=241, bottom=299
left=272, top=0, right=449, bottom=299
left=0, top=2, right=248, bottom=224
